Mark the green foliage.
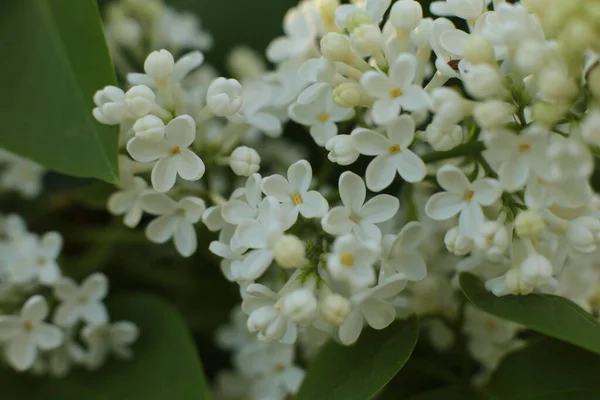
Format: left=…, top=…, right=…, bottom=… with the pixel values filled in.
left=0, top=0, right=119, bottom=184
left=459, top=273, right=600, bottom=355
left=486, top=339, right=600, bottom=399
left=408, top=386, right=483, bottom=400
left=296, top=317, right=419, bottom=400
left=1, top=292, right=211, bottom=400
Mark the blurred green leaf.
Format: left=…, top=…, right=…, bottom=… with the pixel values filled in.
left=486, top=339, right=600, bottom=399
left=459, top=273, right=600, bottom=356
left=2, top=292, right=211, bottom=400
left=296, top=317, right=419, bottom=400
left=407, top=386, right=483, bottom=400
left=0, top=0, right=119, bottom=184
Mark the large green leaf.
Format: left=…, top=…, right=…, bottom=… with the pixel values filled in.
left=296, top=317, right=419, bottom=400
left=2, top=292, right=211, bottom=400
left=486, top=340, right=600, bottom=399
left=408, top=386, right=483, bottom=400
left=459, top=273, right=600, bottom=355
left=0, top=0, right=119, bottom=183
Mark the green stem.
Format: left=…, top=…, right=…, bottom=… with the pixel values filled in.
left=421, top=141, right=486, bottom=164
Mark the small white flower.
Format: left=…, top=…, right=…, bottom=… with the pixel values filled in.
left=297, top=57, right=337, bottom=105
left=133, top=115, right=166, bottom=142
left=262, top=160, right=328, bottom=226
left=273, top=234, right=306, bottom=269
left=325, top=135, right=360, bottom=166
left=425, top=121, right=464, bottom=151
left=322, top=171, right=399, bottom=241
left=107, top=177, right=149, bottom=228
left=129, top=50, right=205, bottom=88
left=92, top=86, right=128, bottom=125
left=390, top=0, right=423, bottom=31
left=222, top=173, right=263, bottom=228
left=230, top=146, right=261, bottom=176
left=352, top=115, right=427, bottom=191
left=236, top=81, right=282, bottom=137
left=425, top=165, right=501, bottom=238
left=242, top=284, right=297, bottom=344
left=0, top=295, right=63, bottom=371
left=381, top=221, right=427, bottom=281
left=266, top=3, right=318, bottom=63
left=334, top=0, right=390, bottom=29
left=140, top=192, right=206, bottom=257
left=206, top=77, right=243, bottom=117
left=327, top=235, right=379, bottom=290
left=9, top=232, right=63, bottom=285
left=289, top=89, right=354, bottom=146
left=53, top=273, right=109, bottom=327
left=319, top=294, right=352, bottom=326
left=566, top=216, right=600, bottom=254
left=474, top=220, right=510, bottom=261
left=280, top=288, right=318, bottom=325
left=338, top=273, right=407, bottom=345
left=82, top=321, right=139, bottom=369
left=124, top=85, right=160, bottom=118
left=0, top=152, right=45, bottom=198
left=143, top=49, right=175, bottom=84
left=209, top=225, right=246, bottom=282
left=350, top=24, right=383, bottom=57
left=127, top=115, right=205, bottom=193
left=430, top=0, right=486, bottom=21
left=444, top=225, right=474, bottom=256
left=360, top=54, right=431, bottom=124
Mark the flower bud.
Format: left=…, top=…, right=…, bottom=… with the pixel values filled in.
left=515, top=210, right=545, bottom=239
left=587, top=67, right=600, bottom=99
left=346, top=10, right=371, bottom=32
left=581, top=109, right=600, bottom=146
left=125, top=85, right=156, bottom=118
left=464, top=64, right=507, bottom=100
left=432, top=88, right=465, bottom=125
left=537, top=66, right=577, bottom=102
left=281, top=289, right=318, bottom=324
left=505, top=268, right=529, bottom=295
left=444, top=226, right=473, bottom=256
left=326, top=135, right=360, bottom=165
left=144, top=49, right=174, bottom=83
left=462, top=35, right=495, bottom=65
left=92, top=86, right=128, bottom=125
left=474, top=221, right=510, bottom=261
left=390, top=0, right=423, bottom=31
left=230, top=146, right=260, bottom=176
left=316, top=0, right=339, bottom=19
left=566, top=216, right=600, bottom=253
left=247, top=307, right=285, bottom=342
left=320, top=294, right=351, bottom=326
left=515, top=40, right=548, bottom=75
left=473, top=100, right=515, bottom=129
left=321, top=33, right=352, bottom=62
left=206, top=77, right=243, bottom=117
left=133, top=115, right=165, bottom=141
left=425, top=122, right=463, bottom=151
left=273, top=234, right=306, bottom=269
left=350, top=24, right=383, bottom=56
left=333, top=81, right=362, bottom=108
left=520, top=253, right=553, bottom=289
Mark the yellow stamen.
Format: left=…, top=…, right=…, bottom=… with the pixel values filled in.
left=390, top=88, right=403, bottom=98
left=170, top=146, right=181, bottom=155
left=37, top=257, right=47, bottom=266
left=389, top=144, right=401, bottom=154
left=340, top=252, right=354, bottom=266
left=349, top=215, right=358, bottom=223
left=464, top=190, right=475, bottom=201
left=292, top=193, right=303, bottom=205
left=518, top=143, right=531, bottom=152
left=318, top=113, right=330, bottom=124
left=24, top=321, right=33, bottom=331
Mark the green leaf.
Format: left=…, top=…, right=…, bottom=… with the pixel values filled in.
left=486, top=339, right=600, bottom=399
left=459, top=273, right=600, bottom=355
left=0, top=0, right=119, bottom=184
left=2, top=292, right=211, bottom=400
left=296, top=317, right=419, bottom=400
left=408, top=386, right=483, bottom=400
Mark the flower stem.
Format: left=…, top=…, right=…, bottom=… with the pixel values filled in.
left=421, top=141, right=486, bottom=164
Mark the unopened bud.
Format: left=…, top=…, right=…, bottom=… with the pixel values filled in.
left=125, top=85, right=155, bottom=117
left=350, top=24, right=383, bottom=56
left=462, top=35, right=495, bottom=65
left=321, top=33, right=352, bottom=62
left=144, top=49, right=174, bottom=83
left=390, top=0, right=423, bottom=31
left=333, top=81, right=362, bottom=108
left=229, top=146, right=260, bottom=176
left=514, top=210, right=545, bottom=239
left=206, top=78, right=243, bottom=117
left=133, top=115, right=165, bottom=141
left=281, top=289, right=318, bottom=324
left=320, top=294, right=351, bottom=326
left=273, top=235, right=306, bottom=269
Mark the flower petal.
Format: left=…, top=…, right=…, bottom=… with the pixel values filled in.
left=338, top=309, right=363, bottom=345
left=310, top=121, right=337, bottom=146
left=126, top=137, right=168, bottom=163
left=322, top=207, right=353, bottom=236
left=425, top=192, right=465, bottom=220
left=397, top=85, right=432, bottom=111
left=179, top=197, right=206, bottom=222
left=6, top=335, right=37, bottom=371
left=165, top=115, right=196, bottom=148
left=222, top=199, right=256, bottom=225
left=394, top=150, right=426, bottom=183
left=240, top=249, right=274, bottom=281
left=362, top=298, right=395, bottom=330
left=82, top=273, right=108, bottom=301
left=287, top=160, right=312, bottom=193
left=360, top=71, right=390, bottom=98
left=146, top=215, right=178, bottom=243
left=140, top=192, right=177, bottom=215
left=437, top=164, right=470, bottom=193
left=372, top=99, right=401, bottom=125
left=472, top=178, right=502, bottom=206
left=262, top=175, right=293, bottom=201
left=360, top=194, right=399, bottom=223
left=84, top=302, right=109, bottom=325
left=151, top=157, right=178, bottom=193
left=499, top=156, right=529, bottom=192
left=395, top=221, right=424, bottom=251
left=394, top=253, right=427, bottom=281
left=175, top=149, right=205, bottom=181
left=236, top=220, right=269, bottom=249
left=458, top=202, right=484, bottom=238
left=366, top=154, right=396, bottom=192
left=174, top=220, right=197, bottom=257
left=298, top=191, right=328, bottom=218
left=351, top=128, right=389, bottom=156
left=35, top=323, right=64, bottom=350
left=22, top=295, right=48, bottom=322
left=247, top=112, right=282, bottom=137
left=390, top=54, right=417, bottom=88
left=386, top=114, right=415, bottom=148
left=339, top=171, right=366, bottom=212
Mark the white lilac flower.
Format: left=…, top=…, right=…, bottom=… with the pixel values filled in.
left=381, top=221, right=427, bottom=281
left=360, top=54, right=431, bottom=125
left=206, top=77, right=243, bottom=117
left=325, top=135, right=360, bottom=166
left=107, top=177, right=149, bottom=228
left=425, top=165, right=501, bottom=238
left=327, top=235, right=379, bottom=290
left=0, top=295, right=63, bottom=371
left=338, top=273, right=407, bottom=345
left=140, top=192, right=206, bottom=257
left=236, top=81, right=282, bottom=137
left=297, top=57, right=337, bottom=105
left=127, top=115, right=205, bottom=193
left=242, top=284, right=297, bottom=344
left=352, top=114, right=427, bottom=191
left=266, top=3, right=319, bottom=63
left=0, top=151, right=45, bottom=198
left=334, top=0, right=391, bottom=29
left=209, top=225, right=246, bottom=282
left=262, top=160, right=328, bottom=227
left=322, top=171, right=399, bottom=241
left=222, top=173, right=263, bottom=228
left=81, top=321, right=139, bottom=370
left=9, top=232, right=62, bottom=285
left=289, top=89, right=354, bottom=146
left=129, top=49, right=205, bottom=89
left=53, top=273, right=109, bottom=327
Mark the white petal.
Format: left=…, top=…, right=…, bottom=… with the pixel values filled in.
left=151, top=157, right=178, bottom=193
left=41, top=232, right=62, bottom=259
left=310, top=122, right=337, bottom=146
left=472, top=178, right=502, bottom=206
left=389, top=54, right=416, bottom=88
left=82, top=273, right=108, bottom=301
left=175, top=149, right=205, bottom=181
left=53, top=303, right=78, bottom=326
left=6, top=335, right=36, bottom=371
left=266, top=37, right=293, bottom=62
left=123, top=204, right=143, bottom=228
left=440, top=29, right=469, bottom=57
left=179, top=197, right=206, bottom=222
left=366, top=0, right=391, bottom=22
left=22, top=295, right=48, bottom=322
left=247, top=112, right=282, bottom=137
left=425, top=192, right=465, bottom=220
left=458, top=202, right=484, bottom=238
left=38, top=261, right=61, bottom=285
left=372, top=99, right=401, bottom=125
left=283, top=366, right=305, bottom=392
left=140, top=192, right=177, bottom=215
left=297, top=83, right=330, bottom=104
left=338, top=310, right=363, bottom=345
left=499, top=156, right=529, bottom=192
left=126, top=137, right=168, bottom=163
left=360, top=194, right=399, bottom=223
left=394, top=253, right=427, bottom=281
left=339, top=171, right=366, bottom=212
left=397, top=85, right=432, bottom=111
left=174, top=221, right=197, bottom=257
left=362, top=298, right=395, bottom=329
left=280, top=321, right=298, bottom=344
left=366, top=155, right=396, bottom=192
left=335, top=5, right=359, bottom=28
left=0, top=317, right=21, bottom=340
left=437, top=165, right=470, bottom=193
left=165, top=115, right=196, bottom=148
left=288, top=102, right=318, bottom=125
left=262, top=175, right=293, bottom=202
left=351, top=128, right=389, bottom=155
left=108, top=191, right=136, bottom=215
left=202, top=206, right=225, bottom=232
left=236, top=220, right=268, bottom=249
left=240, top=249, right=274, bottom=281
left=386, top=115, right=415, bottom=148
left=394, top=150, right=426, bottom=183
left=322, top=207, right=353, bottom=235
left=111, top=321, right=139, bottom=344
left=146, top=215, right=178, bottom=243
left=84, top=302, right=109, bottom=325
left=395, top=221, right=424, bottom=251
left=360, top=71, right=390, bottom=98
left=222, top=200, right=256, bottom=225
left=35, top=323, right=63, bottom=350
left=53, top=278, right=78, bottom=301
left=288, top=160, right=312, bottom=193
left=298, top=191, right=328, bottom=218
